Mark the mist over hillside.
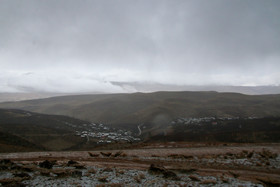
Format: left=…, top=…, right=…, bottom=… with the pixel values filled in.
left=1, top=84, right=279, bottom=103
left=111, top=82, right=280, bottom=95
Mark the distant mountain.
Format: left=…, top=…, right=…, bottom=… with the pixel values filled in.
left=0, top=92, right=66, bottom=102
left=0, top=92, right=105, bottom=102
left=1, top=84, right=279, bottom=103
left=111, top=82, right=280, bottom=95
left=0, top=92, right=279, bottom=129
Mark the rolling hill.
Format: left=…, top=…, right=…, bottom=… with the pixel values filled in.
left=1, top=91, right=280, bottom=150
left=146, top=116, right=280, bottom=143
left=0, top=109, right=91, bottom=152
left=0, top=92, right=279, bottom=128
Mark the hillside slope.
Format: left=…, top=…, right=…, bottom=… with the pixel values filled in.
left=0, top=92, right=280, bottom=127
left=0, top=109, right=91, bottom=152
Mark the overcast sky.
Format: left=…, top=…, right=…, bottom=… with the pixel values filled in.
left=1, top=0, right=280, bottom=93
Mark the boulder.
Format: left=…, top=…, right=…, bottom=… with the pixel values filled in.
left=39, top=160, right=53, bottom=169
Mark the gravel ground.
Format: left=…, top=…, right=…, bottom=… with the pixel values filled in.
left=0, top=164, right=264, bottom=186
left=0, top=144, right=279, bottom=186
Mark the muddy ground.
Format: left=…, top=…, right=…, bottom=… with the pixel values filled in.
left=0, top=143, right=280, bottom=186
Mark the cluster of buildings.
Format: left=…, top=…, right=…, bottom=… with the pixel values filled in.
left=171, top=116, right=258, bottom=126
left=172, top=117, right=216, bottom=125
left=73, top=123, right=141, bottom=144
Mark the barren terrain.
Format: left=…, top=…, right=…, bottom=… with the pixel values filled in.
left=1, top=143, right=279, bottom=186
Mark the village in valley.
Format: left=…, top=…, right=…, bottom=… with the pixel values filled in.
left=66, top=122, right=141, bottom=144
left=64, top=116, right=261, bottom=145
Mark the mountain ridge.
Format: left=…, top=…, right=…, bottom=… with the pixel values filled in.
left=0, top=91, right=279, bottom=127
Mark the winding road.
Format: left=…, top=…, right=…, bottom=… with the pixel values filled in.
left=137, top=123, right=143, bottom=136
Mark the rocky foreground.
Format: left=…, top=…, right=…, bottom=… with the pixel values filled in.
left=0, top=143, right=280, bottom=186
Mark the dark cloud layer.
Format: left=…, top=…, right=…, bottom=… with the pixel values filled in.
left=0, top=0, right=280, bottom=92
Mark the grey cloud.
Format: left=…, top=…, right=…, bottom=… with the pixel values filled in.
left=0, top=0, right=280, bottom=92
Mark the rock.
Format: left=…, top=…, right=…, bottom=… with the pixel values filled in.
left=178, top=168, right=197, bottom=174
left=247, top=151, right=254, bottom=158
left=183, top=155, right=194, bottom=159
left=226, top=152, right=234, bottom=157
left=11, top=165, right=24, bottom=171
left=40, top=169, right=51, bottom=176
left=257, top=176, right=280, bottom=186
left=98, top=176, right=108, bottom=182
left=102, top=167, right=113, bottom=172
left=259, top=149, right=278, bottom=159
left=0, top=159, right=13, bottom=165
left=0, top=159, right=14, bottom=171
left=163, top=170, right=179, bottom=180
left=148, top=164, right=179, bottom=180
left=73, top=164, right=86, bottom=169
left=53, top=169, right=70, bottom=178
left=39, top=160, right=53, bottom=169
left=229, top=171, right=240, bottom=178
left=88, top=152, right=99, bottom=157
left=168, top=154, right=184, bottom=159
left=189, top=175, right=200, bottom=181
left=71, top=170, right=83, bottom=178
left=100, top=152, right=112, bottom=157
left=87, top=168, right=97, bottom=174
left=20, top=166, right=34, bottom=172
left=148, top=164, right=166, bottom=174
left=0, top=177, right=24, bottom=186
left=221, top=176, right=229, bottom=183
left=113, top=151, right=124, bottom=157
left=134, top=175, right=142, bottom=183
left=67, top=160, right=78, bottom=166
left=0, top=165, right=8, bottom=170
left=67, top=160, right=85, bottom=169
left=14, top=172, right=31, bottom=179
left=256, top=162, right=262, bottom=166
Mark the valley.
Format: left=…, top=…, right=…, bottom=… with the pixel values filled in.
left=0, top=91, right=280, bottom=186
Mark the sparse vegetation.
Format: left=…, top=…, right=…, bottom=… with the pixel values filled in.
left=0, top=143, right=279, bottom=186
